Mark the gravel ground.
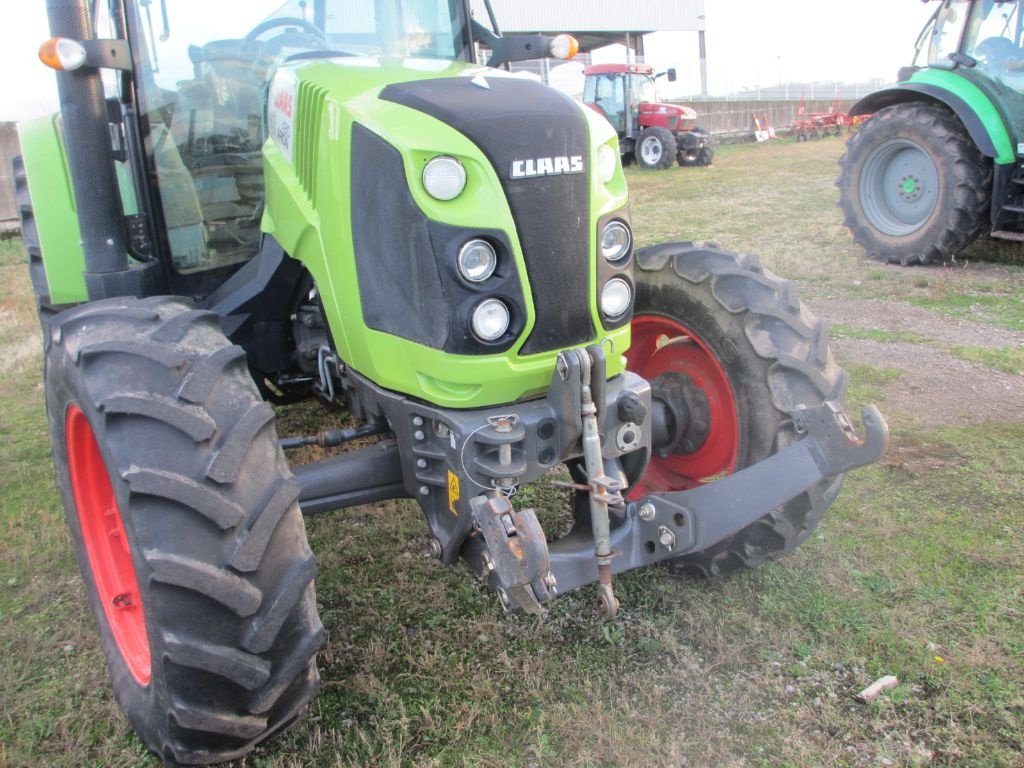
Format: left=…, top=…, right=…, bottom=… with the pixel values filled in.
left=807, top=297, right=1024, bottom=427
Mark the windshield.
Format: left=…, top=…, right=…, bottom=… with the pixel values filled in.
left=919, top=0, right=971, bottom=65
left=123, top=0, right=470, bottom=275
left=963, top=0, right=1024, bottom=89
left=630, top=74, right=658, bottom=104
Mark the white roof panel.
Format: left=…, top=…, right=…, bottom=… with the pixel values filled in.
left=472, top=0, right=705, bottom=32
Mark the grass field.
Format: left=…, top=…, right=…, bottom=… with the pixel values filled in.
left=1, top=138, right=1022, bottom=767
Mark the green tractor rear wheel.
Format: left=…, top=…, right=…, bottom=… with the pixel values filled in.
left=837, top=103, right=991, bottom=265
left=46, top=297, right=324, bottom=765
left=628, top=242, right=848, bottom=578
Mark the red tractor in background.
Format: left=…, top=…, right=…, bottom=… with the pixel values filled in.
left=583, top=63, right=714, bottom=169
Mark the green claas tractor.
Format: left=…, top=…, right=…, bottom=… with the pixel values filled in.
left=838, top=0, right=1024, bottom=264
left=18, top=0, right=888, bottom=763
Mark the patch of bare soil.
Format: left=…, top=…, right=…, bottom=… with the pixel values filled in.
left=808, top=297, right=1024, bottom=348
left=831, top=338, right=1024, bottom=427
left=808, top=295, right=1024, bottom=427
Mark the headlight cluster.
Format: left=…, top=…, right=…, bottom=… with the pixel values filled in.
left=422, top=156, right=466, bottom=201
left=599, top=219, right=633, bottom=319
left=458, top=239, right=497, bottom=282
left=601, top=278, right=632, bottom=318
left=597, top=143, right=618, bottom=184
left=422, top=157, right=513, bottom=344
left=455, top=237, right=511, bottom=342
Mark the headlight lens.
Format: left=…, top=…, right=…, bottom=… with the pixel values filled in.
left=597, top=143, right=618, bottom=183
left=471, top=298, right=510, bottom=341
left=601, top=221, right=632, bottom=263
left=458, top=239, right=498, bottom=282
left=601, top=278, right=632, bottom=317
left=422, top=156, right=466, bottom=201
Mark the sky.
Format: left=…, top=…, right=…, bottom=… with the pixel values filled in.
left=0, top=1, right=939, bottom=121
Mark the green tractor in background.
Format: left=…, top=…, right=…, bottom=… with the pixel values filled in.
left=838, top=0, right=1024, bottom=265
left=18, top=0, right=887, bottom=763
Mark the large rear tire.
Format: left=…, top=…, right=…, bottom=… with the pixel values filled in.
left=635, top=127, right=677, bottom=170
left=837, top=103, right=991, bottom=265
left=629, top=242, right=848, bottom=578
left=45, top=297, right=323, bottom=765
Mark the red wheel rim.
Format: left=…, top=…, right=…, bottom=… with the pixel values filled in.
left=66, top=405, right=151, bottom=686
left=626, top=315, right=740, bottom=499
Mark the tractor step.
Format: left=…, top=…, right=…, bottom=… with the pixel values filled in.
left=991, top=229, right=1024, bottom=242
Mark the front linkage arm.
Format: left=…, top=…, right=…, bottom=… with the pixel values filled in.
left=540, top=401, right=888, bottom=597
left=461, top=391, right=888, bottom=609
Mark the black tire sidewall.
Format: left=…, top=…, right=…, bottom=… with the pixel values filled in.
left=838, top=104, right=990, bottom=263
left=43, top=298, right=321, bottom=764
left=45, top=336, right=169, bottom=750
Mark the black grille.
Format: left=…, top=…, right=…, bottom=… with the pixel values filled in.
left=351, top=124, right=448, bottom=348
left=381, top=76, right=593, bottom=355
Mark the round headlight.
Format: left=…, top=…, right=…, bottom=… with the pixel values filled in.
left=471, top=298, right=511, bottom=342
left=601, top=221, right=632, bottom=263
left=422, top=156, right=466, bottom=201
left=458, top=239, right=497, bottom=282
left=601, top=278, right=632, bottom=318
left=597, top=143, right=618, bottom=183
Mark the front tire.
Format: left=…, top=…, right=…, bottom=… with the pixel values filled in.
left=46, top=297, right=323, bottom=765
left=677, top=128, right=714, bottom=167
left=837, top=103, right=991, bottom=265
left=628, top=242, right=848, bottom=578
left=635, top=126, right=677, bottom=170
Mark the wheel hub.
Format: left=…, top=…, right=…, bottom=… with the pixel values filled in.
left=651, top=372, right=712, bottom=455
left=626, top=316, right=740, bottom=498
left=899, top=175, right=922, bottom=201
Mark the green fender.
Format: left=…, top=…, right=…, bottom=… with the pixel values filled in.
left=849, top=68, right=1016, bottom=165
left=16, top=115, right=88, bottom=304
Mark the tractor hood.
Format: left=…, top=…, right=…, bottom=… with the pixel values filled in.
left=637, top=102, right=698, bottom=132
left=261, top=55, right=629, bottom=409
left=638, top=102, right=697, bottom=120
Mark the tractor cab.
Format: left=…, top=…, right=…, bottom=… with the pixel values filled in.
left=913, top=0, right=1024, bottom=92
left=582, top=63, right=711, bottom=169
left=79, top=0, right=477, bottom=292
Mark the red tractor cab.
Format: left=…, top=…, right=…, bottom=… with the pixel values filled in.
left=583, top=63, right=713, bottom=169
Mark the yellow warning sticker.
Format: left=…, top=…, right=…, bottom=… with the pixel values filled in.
left=447, top=471, right=460, bottom=516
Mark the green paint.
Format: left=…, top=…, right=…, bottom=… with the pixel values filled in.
left=907, top=68, right=1017, bottom=164
left=16, top=115, right=88, bottom=304
left=263, top=58, right=630, bottom=408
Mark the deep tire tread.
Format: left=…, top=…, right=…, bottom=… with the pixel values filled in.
left=242, top=555, right=317, bottom=653
left=229, top=480, right=302, bottom=572
left=206, top=403, right=276, bottom=484
left=99, top=393, right=217, bottom=442
left=163, top=634, right=272, bottom=691
left=125, top=468, right=245, bottom=530
left=635, top=242, right=847, bottom=578
left=145, top=551, right=263, bottom=617
left=837, top=103, right=991, bottom=265
left=46, top=297, right=322, bottom=765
